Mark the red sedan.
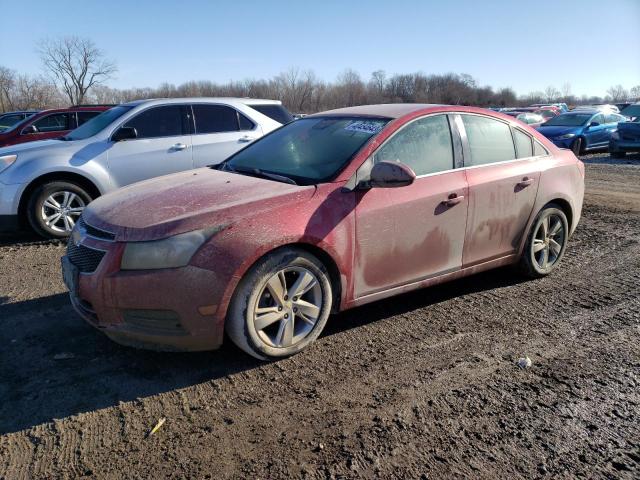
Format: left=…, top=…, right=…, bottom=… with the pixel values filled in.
left=62, top=104, right=585, bottom=359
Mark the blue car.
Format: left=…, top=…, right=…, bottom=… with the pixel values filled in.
left=536, top=110, right=627, bottom=155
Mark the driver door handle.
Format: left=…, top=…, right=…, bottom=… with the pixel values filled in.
left=171, top=143, right=188, bottom=151
left=517, top=177, right=534, bottom=187
left=443, top=193, right=464, bottom=207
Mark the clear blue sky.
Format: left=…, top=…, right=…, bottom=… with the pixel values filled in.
left=1, top=0, right=639, bottom=97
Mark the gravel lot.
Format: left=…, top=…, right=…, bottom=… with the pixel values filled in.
left=1, top=154, right=639, bottom=479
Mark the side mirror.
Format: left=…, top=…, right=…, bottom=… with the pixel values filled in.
left=22, top=125, right=38, bottom=134
left=112, top=126, right=137, bottom=142
left=588, top=121, right=600, bottom=128
left=368, top=161, right=416, bottom=188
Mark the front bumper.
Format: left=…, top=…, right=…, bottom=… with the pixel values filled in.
left=550, top=137, right=576, bottom=149
left=62, top=233, right=228, bottom=351
left=0, top=181, right=23, bottom=231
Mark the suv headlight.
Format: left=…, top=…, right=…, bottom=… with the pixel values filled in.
left=0, top=154, right=17, bottom=174
left=121, top=227, right=223, bottom=270
left=556, top=133, right=576, bottom=140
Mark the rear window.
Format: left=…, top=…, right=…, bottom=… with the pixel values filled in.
left=249, top=104, right=294, bottom=124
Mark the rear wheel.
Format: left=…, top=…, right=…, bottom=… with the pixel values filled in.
left=571, top=137, right=583, bottom=156
left=227, top=247, right=333, bottom=360
left=27, top=181, right=92, bottom=239
left=519, top=205, right=569, bottom=278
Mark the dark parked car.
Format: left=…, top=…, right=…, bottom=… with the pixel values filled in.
left=609, top=103, right=640, bottom=157
left=536, top=110, right=627, bottom=155
left=0, top=106, right=112, bottom=147
left=0, top=111, right=38, bottom=131
left=62, top=104, right=584, bottom=359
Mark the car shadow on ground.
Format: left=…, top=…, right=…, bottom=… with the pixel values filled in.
left=0, top=230, right=63, bottom=247
left=0, top=265, right=528, bottom=435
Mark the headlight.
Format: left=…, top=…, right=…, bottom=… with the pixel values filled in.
left=0, top=154, right=17, bottom=174
left=121, top=227, right=224, bottom=270
left=556, top=133, right=576, bottom=140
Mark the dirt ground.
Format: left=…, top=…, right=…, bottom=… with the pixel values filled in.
left=1, top=154, right=639, bottom=479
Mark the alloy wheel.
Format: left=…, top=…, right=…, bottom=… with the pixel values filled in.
left=532, top=213, right=565, bottom=270
left=41, top=191, right=85, bottom=233
left=253, top=267, right=323, bottom=349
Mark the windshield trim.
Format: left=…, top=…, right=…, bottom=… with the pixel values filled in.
left=218, top=115, right=392, bottom=185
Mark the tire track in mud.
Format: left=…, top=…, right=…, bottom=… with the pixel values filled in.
left=1, top=163, right=640, bottom=479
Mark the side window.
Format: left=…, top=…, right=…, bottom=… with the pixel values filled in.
left=461, top=115, right=516, bottom=166
left=605, top=114, right=620, bottom=124
left=513, top=129, right=533, bottom=158
left=77, top=111, right=102, bottom=127
left=373, top=115, right=454, bottom=176
left=124, top=105, right=184, bottom=139
left=238, top=112, right=255, bottom=131
left=533, top=140, right=549, bottom=156
left=592, top=114, right=605, bottom=125
left=192, top=104, right=239, bottom=134
left=31, top=113, right=69, bottom=133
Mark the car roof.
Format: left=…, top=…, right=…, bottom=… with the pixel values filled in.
left=309, top=103, right=444, bottom=119
left=121, top=97, right=283, bottom=107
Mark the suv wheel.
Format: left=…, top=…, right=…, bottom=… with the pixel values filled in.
left=27, top=181, right=92, bottom=238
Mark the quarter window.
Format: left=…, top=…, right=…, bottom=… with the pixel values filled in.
left=124, top=106, right=184, bottom=139
left=534, top=140, right=548, bottom=156
left=373, top=115, right=454, bottom=176
left=31, top=113, right=69, bottom=133
left=193, top=104, right=239, bottom=134
left=461, top=115, right=516, bottom=166
left=513, top=129, right=533, bottom=158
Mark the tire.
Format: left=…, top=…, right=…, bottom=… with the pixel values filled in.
left=610, top=150, right=626, bottom=159
left=226, top=247, right=333, bottom=360
left=571, top=137, right=583, bottom=156
left=518, top=204, right=569, bottom=278
left=27, top=181, right=92, bottom=239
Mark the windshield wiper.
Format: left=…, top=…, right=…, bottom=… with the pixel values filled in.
left=225, top=165, right=297, bottom=185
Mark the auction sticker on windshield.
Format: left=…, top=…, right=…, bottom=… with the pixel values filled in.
left=344, top=120, right=386, bottom=134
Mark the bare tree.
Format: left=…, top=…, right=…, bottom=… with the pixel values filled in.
left=38, top=36, right=117, bottom=105
left=544, top=85, right=560, bottom=103
left=606, top=84, right=629, bottom=102
left=0, top=66, right=16, bottom=112
left=630, top=85, right=640, bottom=101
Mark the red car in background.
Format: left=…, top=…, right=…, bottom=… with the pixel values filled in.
left=0, top=105, right=112, bottom=147
left=62, top=104, right=585, bottom=360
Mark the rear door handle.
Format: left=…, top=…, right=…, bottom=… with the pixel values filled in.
left=443, top=193, right=464, bottom=207
left=239, top=135, right=256, bottom=143
left=517, top=177, right=534, bottom=187
left=171, top=143, right=188, bottom=151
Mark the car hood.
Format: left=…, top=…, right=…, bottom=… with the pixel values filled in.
left=83, top=168, right=316, bottom=241
left=0, top=138, right=83, bottom=156
left=536, top=125, right=582, bottom=138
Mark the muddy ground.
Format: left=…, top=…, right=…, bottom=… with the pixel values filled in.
left=1, top=155, right=639, bottom=479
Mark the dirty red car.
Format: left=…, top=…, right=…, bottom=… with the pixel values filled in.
left=61, top=104, right=585, bottom=360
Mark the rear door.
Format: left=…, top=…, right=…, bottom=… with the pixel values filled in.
left=106, top=104, right=193, bottom=188
left=459, top=114, right=542, bottom=266
left=354, top=114, right=468, bottom=298
left=584, top=113, right=606, bottom=148
left=190, top=104, right=261, bottom=167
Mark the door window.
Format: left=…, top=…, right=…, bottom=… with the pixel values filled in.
left=123, top=105, right=184, bottom=139
left=192, top=104, right=240, bottom=134
left=373, top=115, right=454, bottom=176
left=461, top=115, right=516, bottom=166
left=605, top=114, right=621, bottom=124
left=591, top=114, right=605, bottom=125
left=31, top=113, right=69, bottom=133
left=513, top=128, right=533, bottom=158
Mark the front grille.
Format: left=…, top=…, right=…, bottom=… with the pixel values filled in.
left=78, top=217, right=116, bottom=241
left=67, top=241, right=106, bottom=273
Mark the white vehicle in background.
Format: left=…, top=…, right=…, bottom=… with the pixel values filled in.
left=0, top=98, right=292, bottom=238
left=573, top=104, right=620, bottom=114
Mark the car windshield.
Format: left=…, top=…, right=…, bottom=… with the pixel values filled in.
left=223, top=116, right=389, bottom=184
left=544, top=114, right=592, bottom=127
left=64, top=106, right=132, bottom=140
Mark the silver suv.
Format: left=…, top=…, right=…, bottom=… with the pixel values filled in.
left=0, top=98, right=291, bottom=238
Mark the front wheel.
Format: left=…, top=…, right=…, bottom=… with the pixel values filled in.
left=571, top=137, right=583, bottom=156
left=518, top=205, right=569, bottom=278
left=226, top=248, right=333, bottom=360
left=27, top=181, right=92, bottom=239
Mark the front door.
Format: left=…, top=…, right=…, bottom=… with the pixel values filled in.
left=354, top=114, right=468, bottom=298
left=459, top=114, right=541, bottom=266
left=107, top=105, right=193, bottom=188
